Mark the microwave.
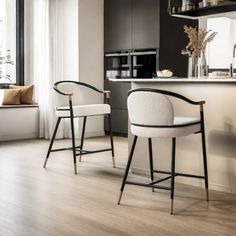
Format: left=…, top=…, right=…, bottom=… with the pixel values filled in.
left=105, top=49, right=159, bottom=79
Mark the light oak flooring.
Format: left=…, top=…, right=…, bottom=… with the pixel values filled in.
left=0, top=137, right=236, bottom=236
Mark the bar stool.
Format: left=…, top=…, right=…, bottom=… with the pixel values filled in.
left=43, top=81, right=115, bottom=174
left=117, top=88, right=209, bottom=214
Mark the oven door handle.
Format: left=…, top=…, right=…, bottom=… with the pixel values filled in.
left=130, top=51, right=157, bottom=56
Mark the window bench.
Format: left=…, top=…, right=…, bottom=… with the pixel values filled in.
left=0, top=104, right=39, bottom=141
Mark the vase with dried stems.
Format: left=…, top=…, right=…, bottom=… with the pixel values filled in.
left=183, top=25, right=217, bottom=78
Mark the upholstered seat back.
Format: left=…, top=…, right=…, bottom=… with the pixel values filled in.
left=128, top=91, right=174, bottom=126
left=53, top=81, right=103, bottom=108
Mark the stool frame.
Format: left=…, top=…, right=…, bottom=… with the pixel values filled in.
left=43, top=81, right=115, bottom=175
left=117, top=88, right=209, bottom=214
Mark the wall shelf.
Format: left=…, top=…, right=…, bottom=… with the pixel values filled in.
left=170, top=1, right=236, bottom=18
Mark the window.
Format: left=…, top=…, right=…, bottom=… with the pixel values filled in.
left=0, top=17, right=3, bottom=48
left=0, top=0, right=24, bottom=86
left=206, top=16, right=236, bottom=70
left=0, top=0, right=16, bottom=84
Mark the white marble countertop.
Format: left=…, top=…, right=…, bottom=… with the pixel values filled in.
left=107, top=77, right=236, bottom=83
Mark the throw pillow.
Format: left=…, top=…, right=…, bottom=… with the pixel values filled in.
left=2, top=89, right=21, bottom=105
left=9, top=85, right=34, bottom=104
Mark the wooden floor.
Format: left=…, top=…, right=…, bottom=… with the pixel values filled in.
left=0, top=137, right=236, bottom=236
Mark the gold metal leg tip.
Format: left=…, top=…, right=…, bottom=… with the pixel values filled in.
left=117, top=191, right=123, bottom=205
left=170, top=200, right=174, bottom=215
left=79, top=156, right=82, bottom=162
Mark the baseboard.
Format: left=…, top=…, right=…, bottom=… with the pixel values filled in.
left=132, top=167, right=236, bottom=195
left=105, top=131, right=128, bottom=137
left=0, top=132, right=39, bottom=142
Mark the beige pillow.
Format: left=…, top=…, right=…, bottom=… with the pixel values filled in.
left=2, top=89, right=21, bottom=105
left=9, top=85, right=34, bottom=104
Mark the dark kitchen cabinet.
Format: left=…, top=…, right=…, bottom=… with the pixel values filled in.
left=104, top=81, right=131, bottom=136
left=104, top=0, right=160, bottom=51
left=104, top=81, right=130, bottom=109
left=131, top=0, right=160, bottom=49
left=104, top=0, right=132, bottom=51
left=105, top=109, right=129, bottom=136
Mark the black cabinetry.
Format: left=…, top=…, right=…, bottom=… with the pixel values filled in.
left=104, top=0, right=131, bottom=51
left=104, top=81, right=131, bottom=136
left=131, top=0, right=160, bottom=49
left=104, top=0, right=197, bottom=136
left=104, top=0, right=160, bottom=51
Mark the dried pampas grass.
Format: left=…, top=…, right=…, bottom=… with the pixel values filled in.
left=184, top=25, right=217, bottom=58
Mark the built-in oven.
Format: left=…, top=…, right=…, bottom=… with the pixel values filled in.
left=105, top=49, right=159, bottom=79
left=131, top=49, right=159, bottom=78
left=104, top=51, right=131, bottom=79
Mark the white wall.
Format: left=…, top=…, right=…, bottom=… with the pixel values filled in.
left=79, top=0, right=104, bottom=137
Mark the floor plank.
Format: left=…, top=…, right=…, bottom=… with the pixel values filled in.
left=0, top=137, right=235, bottom=236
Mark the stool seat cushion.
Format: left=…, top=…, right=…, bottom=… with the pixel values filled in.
left=131, top=116, right=201, bottom=138
left=56, top=104, right=111, bottom=117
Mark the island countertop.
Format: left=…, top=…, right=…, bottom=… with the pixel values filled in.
left=108, top=77, right=236, bottom=83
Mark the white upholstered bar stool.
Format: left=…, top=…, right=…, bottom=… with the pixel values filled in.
left=117, top=88, right=209, bottom=214
left=43, top=81, right=115, bottom=174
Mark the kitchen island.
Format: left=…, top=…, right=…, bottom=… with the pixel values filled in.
left=110, top=77, right=236, bottom=194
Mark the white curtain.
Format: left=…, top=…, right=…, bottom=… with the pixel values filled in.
left=25, top=0, right=79, bottom=139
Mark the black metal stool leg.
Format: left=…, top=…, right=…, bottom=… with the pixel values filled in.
left=43, top=117, right=61, bottom=168
left=79, top=117, right=87, bottom=162
left=117, top=135, right=138, bottom=205
left=148, top=138, right=155, bottom=192
left=69, top=102, right=77, bottom=175
left=170, top=138, right=176, bottom=215
left=108, top=114, right=115, bottom=168
left=201, top=117, right=209, bottom=201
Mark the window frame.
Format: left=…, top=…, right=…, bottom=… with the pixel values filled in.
left=16, top=0, right=24, bottom=86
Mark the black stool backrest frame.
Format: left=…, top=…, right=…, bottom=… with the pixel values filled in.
left=128, top=88, right=205, bottom=106
left=54, top=80, right=104, bottom=96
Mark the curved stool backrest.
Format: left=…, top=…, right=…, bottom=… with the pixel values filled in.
left=53, top=81, right=104, bottom=107
left=128, top=90, right=174, bottom=126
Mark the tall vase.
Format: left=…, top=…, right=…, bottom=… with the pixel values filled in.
left=199, top=51, right=208, bottom=77
left=188, top=55, right=198, bottom=78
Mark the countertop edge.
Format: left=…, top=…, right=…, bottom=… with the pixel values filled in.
left=107, top=78, right=236, bottom=83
